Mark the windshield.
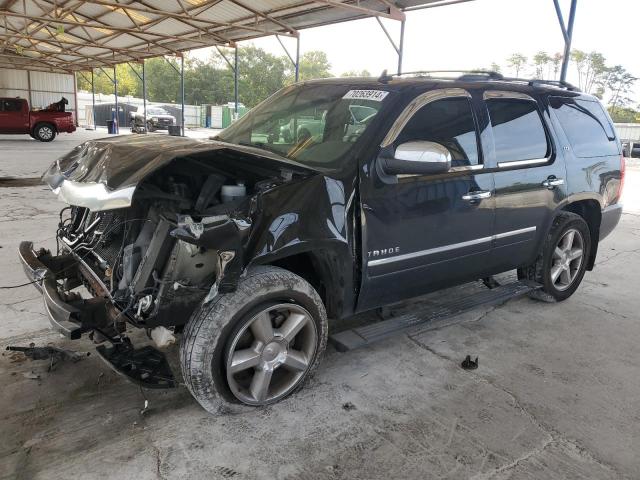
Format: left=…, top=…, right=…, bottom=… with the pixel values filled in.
left=215, top=84, right=389, bottom=169
left=147, top=108, right=169, bottom=115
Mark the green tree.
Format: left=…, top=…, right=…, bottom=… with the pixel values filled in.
left=76, top=63, right=141, bottom=97
left=571, top=50, right=608, bottom=94
left=608, top=105, right=640, bottom=123
left=296, top=51, right=332, bottom=81
left=550, top=53, right=563, bottom=80
left=532, top=51, right=551, bottom=79
left=605, top=65, right=637, bottom=110
left=236, top=45, right=289, bottom=107
left=507, top=53, right=527, bottom=77
left=340, top=69, right=371, bottom=77
left=490, top=62, right=501, bottom=73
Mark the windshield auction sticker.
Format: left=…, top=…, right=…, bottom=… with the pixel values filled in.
left=343, top=90, right=389, bottom=101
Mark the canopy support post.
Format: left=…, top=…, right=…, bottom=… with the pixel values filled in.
left=234, top=46, right=239, bottom=117
left=397, top=19, right=405, bottom=75
left=553, top=0, right=578, bottom=82
left=91, top=69, right=96, bottom=130
left=295, top=35, right=300, bottom=82
left=181, top=54, right=185, bottom=136
left=113, top=66, right=119, bottom=134
left=142, top=60, right=147, bottom=130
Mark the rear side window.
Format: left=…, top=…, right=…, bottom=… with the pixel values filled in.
left=395, top=97, right=479, bottom=167
left=487, top=99, right=549, bottom=164
left=1, top=99, right=22, bottom=112
left=550, top=97, right=618, bottom=157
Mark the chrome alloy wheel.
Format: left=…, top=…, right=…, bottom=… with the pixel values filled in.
left=225, top=303, right=318, bottom=405
left=39, top=126, right=53, bottom=140
left=550, top=228, right=585, bottom=291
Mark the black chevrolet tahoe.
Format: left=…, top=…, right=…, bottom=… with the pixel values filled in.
left=19, top=72, right=624, bottom=413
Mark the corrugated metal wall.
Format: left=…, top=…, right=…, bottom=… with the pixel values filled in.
left=614, top=123, right=640, bottom=142
left=0, top=68, right=76, bottom=118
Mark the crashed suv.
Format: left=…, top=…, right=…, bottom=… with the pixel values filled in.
left=20, top=73, right=624, bottom=413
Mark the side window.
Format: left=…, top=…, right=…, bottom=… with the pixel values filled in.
left=395, top=97, right=479, bottom=168
left=487, top=98, right=549, bottom=164
left=549, top=97, right=618, bottom=158
left=2, top=99, right=22, bottom=112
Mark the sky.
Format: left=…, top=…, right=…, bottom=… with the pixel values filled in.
left=190, top=0, right=640, bottom=104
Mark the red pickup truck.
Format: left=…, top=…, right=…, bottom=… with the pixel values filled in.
left=0, top=97, right=76, bottom=142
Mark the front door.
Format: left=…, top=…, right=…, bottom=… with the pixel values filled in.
left=0, top=99, right=28, bottom=133
left=357, top=89, right=496, bottom=312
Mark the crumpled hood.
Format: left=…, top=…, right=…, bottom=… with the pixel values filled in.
left=43, top=134, right=315, bottom=192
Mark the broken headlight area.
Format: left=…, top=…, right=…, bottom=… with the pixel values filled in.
left=56, top=171, right=256, bottom=332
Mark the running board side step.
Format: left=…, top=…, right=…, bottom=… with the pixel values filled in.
left=330, top=280, right=541, bottom=352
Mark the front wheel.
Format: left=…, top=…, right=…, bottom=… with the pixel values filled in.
left=33, top=123, right=56, bottom=142
left=519, top=212, right=591, bottom=302
left=180, top=266, right=328, bottom=414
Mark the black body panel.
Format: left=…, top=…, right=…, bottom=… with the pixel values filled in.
left=24, top=76, right=623, bottom=331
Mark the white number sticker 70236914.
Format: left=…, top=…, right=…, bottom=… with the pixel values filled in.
left=342, top=90, right=389, bottom=101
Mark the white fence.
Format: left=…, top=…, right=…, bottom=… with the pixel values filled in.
left=77, top=91, right=201, bottom=128
left=614, top=123, right=640, bottom=142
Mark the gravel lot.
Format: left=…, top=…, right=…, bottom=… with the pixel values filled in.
left=1, top=129, right=639, bottom=479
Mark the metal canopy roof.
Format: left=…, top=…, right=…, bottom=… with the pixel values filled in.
left=0, top=0, right=451, bottom=74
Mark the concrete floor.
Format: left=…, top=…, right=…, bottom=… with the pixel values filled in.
left=0, top=130, right=639, bottom=479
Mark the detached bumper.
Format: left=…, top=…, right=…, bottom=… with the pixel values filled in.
left=18, top=241, right=106, bottom=339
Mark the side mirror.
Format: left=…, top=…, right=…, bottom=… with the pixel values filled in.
left=382, top=141, right=452, bottom=175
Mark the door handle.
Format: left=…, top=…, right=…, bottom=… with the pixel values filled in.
left=462, top=190, right=492, bottom=201
left=542, top=177, right=565, bottom=189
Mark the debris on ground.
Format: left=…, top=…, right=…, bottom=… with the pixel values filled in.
left=461, top=355, right=479, bottom=370
left=342, top=402, right=357, bottom=411
left=6, top=343, right=90, bottom=371
left=22, top=371, right=40, bottom=380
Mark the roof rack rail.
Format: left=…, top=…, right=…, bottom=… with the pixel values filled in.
left=527, top=79, right=580, bottom=91
left=378, top=69, right=504, bottom=83
left=377, top=70, right=581, bottom=92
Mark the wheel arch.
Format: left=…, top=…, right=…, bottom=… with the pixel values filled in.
left=250, top=246, right=353, bottom=319
left=561, top=199, right=601, bottom=270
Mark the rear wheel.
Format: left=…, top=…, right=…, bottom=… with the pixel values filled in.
left=180, top=266, right=328, bottom=414
left=519, top=212, right=591, bottom=302
left=33, top=123, right=56, bottom=142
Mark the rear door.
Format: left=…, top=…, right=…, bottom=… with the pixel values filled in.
left=482, top=91, right=568, bottom=271
left=357, top=89, right=496, bottom=311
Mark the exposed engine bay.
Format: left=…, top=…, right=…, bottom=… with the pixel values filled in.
left=56, top=152, right=295, bottom=338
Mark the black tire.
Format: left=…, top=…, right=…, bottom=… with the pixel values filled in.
left=180, top=266, right=328, bottom=414
left=519, top=212, right=591, bottom=302
left=33, top=123, right=56, bottom=142
left=146, top=122, right=156, bottom=132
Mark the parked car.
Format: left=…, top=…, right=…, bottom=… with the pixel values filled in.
left=129, top=106, right=175, bottom=132
left=622, top=140, right=640, bottom=158
left=0, top=97, right=75, bottom=141
left=20, top=73, right=624, bottom=413
left=279, top=104, right=378, bottom=143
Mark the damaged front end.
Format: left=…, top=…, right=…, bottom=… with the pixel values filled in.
left=20, top=136, right=314, bottom=387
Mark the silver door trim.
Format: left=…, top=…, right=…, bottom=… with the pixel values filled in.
left=368, top=226, right=537, bottom=267
left=381, top=88, right=472, bottom=148
left=497, top=158, right=549, bottom=168
left=493, top=226, right=537, bottom=239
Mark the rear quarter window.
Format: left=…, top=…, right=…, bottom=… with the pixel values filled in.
left=549, top=97, right=618, bottom=158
